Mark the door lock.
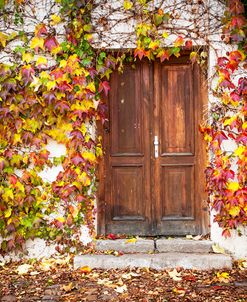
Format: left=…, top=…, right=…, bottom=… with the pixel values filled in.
left=154, top=136, right=159, bottom=158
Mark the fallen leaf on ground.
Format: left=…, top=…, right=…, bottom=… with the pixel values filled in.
left=80, top=266, right=92, bottom=273
left=173, top=287, right=186, bottom=296
left=62, top=282, right=73, bottom=292
left=125, top=238, right=137, bottom=244
left=212, top=244, right=225, bottom=254
left=168, top=269, right=182, bottom=281
left=16, top=264, right=33, bottom=275
left=114, top=284, right=127, bottom=293
left=216, top=272, right=230, bottom=283
left=193, top=235, right=202, bottom=240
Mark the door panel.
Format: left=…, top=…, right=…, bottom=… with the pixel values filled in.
left=103, top=62, right=152, bottom=235
left=111, top=65, right=143, bottom=156
left=99, top=55, right=208, bottom=236
left=160, top=65, right=194, bottom=155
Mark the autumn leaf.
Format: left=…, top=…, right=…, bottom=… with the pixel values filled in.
left=174, top=36, right=184, bottom=47
left=114, top=284, right=128, bottom=293
left=125, top=238, right=137, bottom=244
left=123, top=0, right=133, bottom=10
left=16, top=264, right=33, bottom=275
left=0, top=32, right=8, bottom=47
left=62, top=282, right=73, bottom=292
left=50, top=14, right=61, bottom=26
left=216, top=272, right=230, bottom=283
left=30, top=37, right=44, bottom=51
left=99, top=81, right=110, bottom=96
left=212, top=244, right=225, bottom=254
left=227, top=182, right=239, bottom=191
left=36, top=56, right=48, bottom=67
left=22, top=52, right=34, bottom=63
left=168, top=269, right=182, bottom=281
left=229, top=206, right=240, bottom=217
left=80, top=266, right=92, bottom=273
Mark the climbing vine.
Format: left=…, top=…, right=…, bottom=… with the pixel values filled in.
left=0, top=0, right=246, bottom=254
left=201, top=0, right=247, bottom=237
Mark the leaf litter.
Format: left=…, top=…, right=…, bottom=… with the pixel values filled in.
left=0, top=257, right=246, bottom=302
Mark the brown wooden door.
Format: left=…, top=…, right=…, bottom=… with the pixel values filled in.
left=98, top=55, right=208, bottom=236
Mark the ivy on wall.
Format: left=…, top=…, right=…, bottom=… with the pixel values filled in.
left=201, top=0, right=247, bottom=237
left=0, top=0, right=246, bottom=254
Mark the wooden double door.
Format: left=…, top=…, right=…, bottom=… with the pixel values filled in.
left=99, top=55, right=208, bottom=236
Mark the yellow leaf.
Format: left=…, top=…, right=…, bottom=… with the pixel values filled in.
left=229, top=206, right=240, bottom=217
left=13, top=133, right=21, bottom=145
left=0, top=32, right=8, bottom=47
left=2, top=188, right=14, bottom=201
left=82, top=151, right=96, bottom=162
left=162, top=31, right=169, bottom=38
left=242, top=121, right=247, bottom=130
left=86, top=82, right=96, bottom=93
left=59, top=60, right=67, bottom=68
left=22, top=52, right=34, bottom=63
left=227, top=182, right=239, bottom=191
left=149, top=40, right=160, bottom=50
left=234, top=145, right=245, bottom=157
left=78, top=172, right=91, bottom=186
left=16, top=181, right=25, bottom=193
left=124, top=0, right=133, bottom=10
left=223, top=116, right=236, bottom=126
left=30, top=37, right=44, bottom=50
left=36, top=56, right=47, bottom=66
left=50, top=14, right=61, bottom=26
left=216, top=272, right=230, bottom=283
left=62, top=282, right=73, bottom=292
left=51, top=45, right=62, bottom=55
left=4, top=207, right=12, bottom=218
left=56, top=216, right=65, bottom=223
left=46, top=80, right=56, bottom=90
left=125, top=238, right=137, bottom=244
left=212, top=243, right=225, bottom=254
left=40, top=71, right=50, bottom=79
left=80, top=266, right=92, bottom=273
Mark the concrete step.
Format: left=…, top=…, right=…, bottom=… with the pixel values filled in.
left=156, top=238, right=213, bottom=253
left=74, top=252, right=232, bottom=270
left=95, top=238, right=213, bottom=254
left=95, top=238, right=154, bottom=253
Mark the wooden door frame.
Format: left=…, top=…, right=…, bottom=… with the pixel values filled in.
left=96, top=53, right=209, bottom=236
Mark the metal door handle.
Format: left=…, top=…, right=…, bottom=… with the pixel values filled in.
left=154, top=136, right=159, bottom=158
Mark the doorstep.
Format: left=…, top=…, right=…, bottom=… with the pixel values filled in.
left=74, top=238, right=233, bottom=270
left=95, top=238, right=213, bottom=254
left=74, top=252, right=232, bottom=270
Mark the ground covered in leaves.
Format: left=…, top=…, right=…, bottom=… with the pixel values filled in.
left=0, top=257, right=247, bottom=302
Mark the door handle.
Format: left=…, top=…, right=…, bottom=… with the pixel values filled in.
left=154, top=136, right=159, bottom=158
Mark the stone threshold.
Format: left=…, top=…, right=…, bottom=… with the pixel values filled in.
left=73, top=238, right=232, bottom=270
left=74, top=252, right=232, bottom=270
left=95, top=238, right=214, bottom=254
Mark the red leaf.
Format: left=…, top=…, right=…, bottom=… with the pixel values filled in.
left=213, top=131, right=228, bottom=146
left=44, top=36, right=59, bottom=51
left=134, top=48, right=146, bottom=60
left=107, top=233, right=117, bottom=240
left=99, top=81, right=110, bottom=96
left=185, top=40, right=192, bottom=50
left=9, top=175, right=17, bottom=185
left=71, top=154, right=84, bottom=165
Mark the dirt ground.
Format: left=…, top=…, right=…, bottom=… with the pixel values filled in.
left=0, top=258, right=247, bottom=302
